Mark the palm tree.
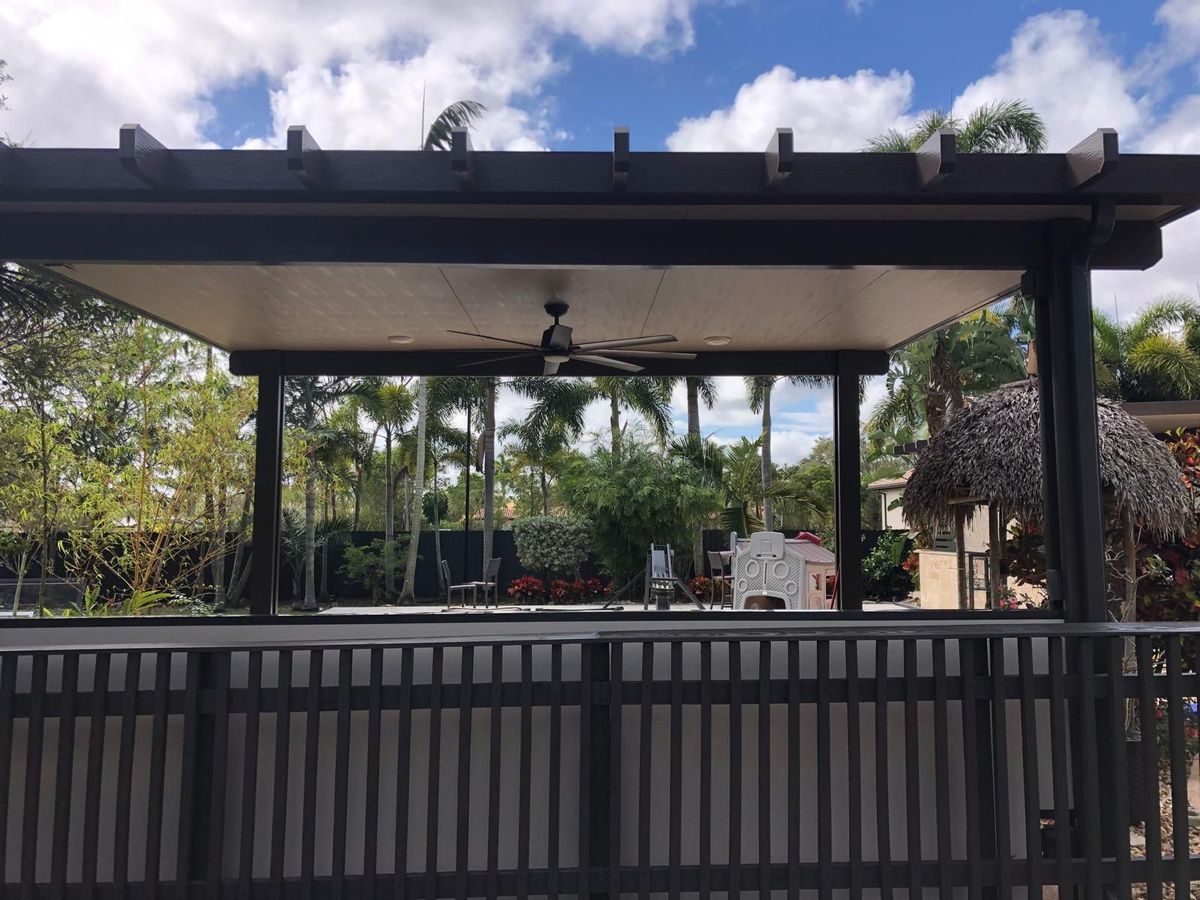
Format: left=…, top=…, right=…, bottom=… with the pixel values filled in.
left=354, top=378, right=415, bottom=601
left=1093, top=296, right=1200, bottom=401
left=745, top=375, right=828, bottom=529
left=866, top=100, right=1045, bottom=445
left=400, top=376, right=430, bottom=602
left=685, top=376, right=718, bottom=438
left=514, top=376, right=674, bottom=458
left=866, top=100, right=1046, bottom=154
left=500, top=412, right=574, bottom=514
left=284, top=376, right=355, bottom=609
left=422, top=100, right=486, bottom=150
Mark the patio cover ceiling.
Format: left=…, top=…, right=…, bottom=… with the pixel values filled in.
left=2, top=125, right=1198, bottom=376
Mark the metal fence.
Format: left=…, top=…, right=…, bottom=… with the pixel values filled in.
left=2, top=623, right=1198, bottom=898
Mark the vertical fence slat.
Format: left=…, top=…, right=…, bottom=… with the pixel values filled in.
left=1107, top=639, right=1131, bottom=898
left=845, top=640, right=862, bottom=900
left=959, top=639, right=982, bottom=900
left=517, top=645, right=532, bottom=900
left=638, top=643, right=653, bottom=900
left=363, top=649, right=384, bottom=900
left=609, top=642, right=623, bottom=900
left=1047, top=637, right=1073, bottom=897
left=729, top=641, right=743, bottom=900
left=1136, top=636, right=1162, bottom=900
left=0, top=654, right=17, bottom=891
left=548, top=644, right=563, bottom=900
left=176, top=653, right=202, bottom=890
left=394, top=647, right=414, bottom=900
left=931, top=640, right=953, bottom=900
left=874, top=639, right=893, bottom=900
left=486, top=646, right=502, bottom=900
left=757, top=641, right=771, bottom=900
left=786, top=641, right=800, bottom=900
left=668, top=642, right=682, bottom=900
left=300, top=649, right=324, bottom=900
left=1015, top=638, right=1042, bottom=899
left=269, top=649, right=293, bottom=900
left=817, top=640, right=832, bottom=899
left=145, top=652, right=170, bottom=899
left=578, top=644, right=592, bottom=900
left=113, top=653, right=142, bottom=895
left=19, top=654, right=47, bottom=900
left=206, top=653, right=231, bottom=900
left=1077, top=637, right=1103, bottom=899
left=1166, top=637, right=1188, bottom=897
left=49, top=653, right=79, bottom=900
left=699, top=642, right=713, bottom=900
left=332, top=649, right=353, bottom=900
left=240, top=649, right=264, bottom=900
left=80, top=652, right=109, bottom=900
left=902, top=640, right=922, bottom=898
left=457, top=646, right=477, bottom=900
left=425, top=647, right=445, bottom=900
left=989, top=638, right=1012, bottom=900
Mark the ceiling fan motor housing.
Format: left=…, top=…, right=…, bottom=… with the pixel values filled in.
left=542, top=321, right=573, bottom=350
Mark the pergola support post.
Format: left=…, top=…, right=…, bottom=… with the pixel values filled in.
left=1045, top=212, right=1112, bottom=623
left=834, top=354, right=863, bottom=610
left=249, top=352, right=284, bottom=616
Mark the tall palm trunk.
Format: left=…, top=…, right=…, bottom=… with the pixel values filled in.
left=401, top=377, right=428, bottom=602
left=761, top=386, right=773, bottom=530
left=609, top=392, right=622, bottom=457
left=686, top=377, right=701, bottom=438
left=383, top=428, right=395, bottom=602
left=481, top=377, right=497, bottom=579
left=301, top=460, right=318, bottom=609
left=540, top=468, right=549, bottom=515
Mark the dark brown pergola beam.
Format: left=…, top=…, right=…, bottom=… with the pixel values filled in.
left=765, top=128, right=794, bottom=188
left=228, top=349, right=890, bottom=378
left=916, top=128, right=956, bottom=188
left=1067, top=128, right=1119, bottom=190
left=613, top=127, right=630, bottom=189
left=2, top=144, right=1198, bottom=205
left=3, top=214, right=1162, bottom=270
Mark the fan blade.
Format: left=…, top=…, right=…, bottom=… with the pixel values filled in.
left=543, top=359, right=561, bottom=376
left=573, top=334, right=678, bottom=351
left=577, top=349, right=697, bottom=360
left=569, top=354, right=643, bottom=373
left=456, top=352, right=537, bottom=369
left=447, top=329, right=541, bottom=349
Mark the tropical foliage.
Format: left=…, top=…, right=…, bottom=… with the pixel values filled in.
left=512, top=516, right=590, bottom=577
left=1093, top=297, right=1200, bottom=402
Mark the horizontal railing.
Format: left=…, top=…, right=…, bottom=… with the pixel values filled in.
left=1, top=623, right=1198, bottom=898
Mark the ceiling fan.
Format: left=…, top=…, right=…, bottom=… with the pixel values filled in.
left=449, top=301, right=697, bottom=375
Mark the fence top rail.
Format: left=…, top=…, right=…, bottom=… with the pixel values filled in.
left=2, top=620, right=1200, bottom=655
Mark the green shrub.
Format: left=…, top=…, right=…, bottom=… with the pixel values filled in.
left=341, top=538, right=407, bottom=604
left=513, top=516, right=590, bottom=577
left=862, top=531, right=915, bottom=602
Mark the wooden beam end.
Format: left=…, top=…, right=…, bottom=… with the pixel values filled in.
left=451, top=128, right=474, bottom=188
left=613, top=127, right=630, bottom=189
left=916, top=128, right=956, bottom=188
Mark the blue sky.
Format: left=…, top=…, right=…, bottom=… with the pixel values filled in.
left=3, top=0, right=1199, bottom=460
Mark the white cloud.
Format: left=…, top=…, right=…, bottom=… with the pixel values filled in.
left=666, top=65, right=915, bottom=151
left=0, top=0, right=706, bottom=149
left=952, top=11, right=1145, bottom=151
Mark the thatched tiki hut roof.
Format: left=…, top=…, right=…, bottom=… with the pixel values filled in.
left=903, top=382, right=1191, bottom=539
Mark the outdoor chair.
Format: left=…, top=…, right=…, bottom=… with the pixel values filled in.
left=441, top=560, right=478, bottom=609
left=707, top=550, right=734, bottom=609
left=472, top=557, right=502, bottom=608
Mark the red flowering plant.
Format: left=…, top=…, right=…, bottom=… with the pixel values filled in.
left=688, top=575, right=714, bottom=603
left=506, top=575, right=544, bottom=603
left=582, top=577, right=610, bottom=601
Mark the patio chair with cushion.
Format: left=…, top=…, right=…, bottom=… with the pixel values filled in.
left=441, top=560, right=478, bottom=609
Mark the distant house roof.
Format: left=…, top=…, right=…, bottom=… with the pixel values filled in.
left=868, top=470, right=913, bottom=491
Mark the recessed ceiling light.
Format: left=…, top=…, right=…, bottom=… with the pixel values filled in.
left=704, top=335, right=732, bottom=347
left=387, top=334, right=415, bottom=345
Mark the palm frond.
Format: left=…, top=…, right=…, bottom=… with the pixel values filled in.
left=1129, top=334, right=1200, bottom=399
left=864, top=129, right=917, bottom=153
left=957, top=100, right=1046, bottom=153
left=423, top=100, right=487, bottom=151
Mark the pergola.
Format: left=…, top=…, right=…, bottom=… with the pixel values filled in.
left=2, top=123, right=1196, bottom=620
